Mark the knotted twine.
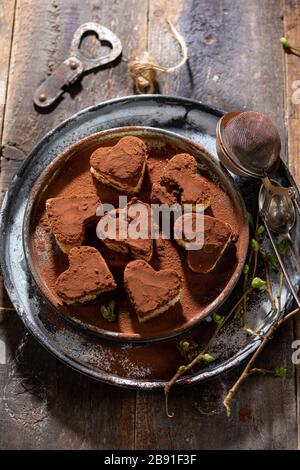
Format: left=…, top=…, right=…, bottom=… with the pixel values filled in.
left=129, top=15, right=188, bottom=94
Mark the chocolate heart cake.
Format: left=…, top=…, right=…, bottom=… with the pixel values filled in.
left=151, top=153, right=212, bottom=210
left=174, top=213, right=233, bottom=273
left=90, top=136, right=147, bottom=194
left=97, top=199, right=153, bottom=262
left=124, top=260, right=182, bottom=323
left=55, top=246, right=116, bottom=304
left=46, top=194, right=100, bottom=253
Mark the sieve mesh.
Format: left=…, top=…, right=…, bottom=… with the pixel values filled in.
left=222, top=111, right=281, bottom=173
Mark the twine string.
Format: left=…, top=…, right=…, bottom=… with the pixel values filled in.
left=129, top=13, right=188, bottom=93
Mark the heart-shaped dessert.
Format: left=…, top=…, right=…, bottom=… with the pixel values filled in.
left=124, top=259, right=181, bottom=323
left=46, top=195, right=100, bottom=254
left=90, top=136, right=147, bottom=194
left=55, top=246, right=116, bottom=304
left=151, top=153, right=212, bottom=211
left=174, top=213, right=233, bottom=273
left=96, top=199, right=153, bottom=262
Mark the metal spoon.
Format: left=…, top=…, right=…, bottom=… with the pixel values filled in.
left=259, top=183, right=300, bottom=307
left=263, top=183, right=300, bottom=270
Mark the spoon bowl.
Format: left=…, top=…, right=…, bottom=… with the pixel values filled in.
left=266, top=193, right=296, bottom=234
left=259, top=180, right=296, bottom=235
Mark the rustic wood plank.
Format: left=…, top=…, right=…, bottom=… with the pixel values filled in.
left=0, top=0, right=17, bottom=317
left=0, top=314, right=135, bottom=449
left=0, top=0, right=148, bottom=449
left=284, top=0, right=300, bottom=182
left=135, top=0, right=298, bottom=450
left=148, top=0, right=285, bottom=145
left=1, top=0, right=147, bottom=197
left=283, top=0, right=300, bottom=451
left=136, top=323, right=296, bottom=450
left=0, top=0, right=16, bottom=141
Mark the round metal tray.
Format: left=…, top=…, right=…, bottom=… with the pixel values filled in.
left=0, top=95, right=298, bottom=389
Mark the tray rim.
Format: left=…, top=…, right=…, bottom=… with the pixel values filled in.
left=0, top=94, right=296, bottom=389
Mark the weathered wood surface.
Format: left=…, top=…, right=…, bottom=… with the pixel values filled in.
left=0, top=0, right=299, bottom=449
left=0, top=0, right=147, bottom=202
left=0, top=0, right=147, bottom=450
left=0, top=0, right=15, bottom=141
left=0, top=0, right=17, bottom=318
left=283, top=0, right=300, bottom=451
left=136, top=0, right=297, bottom=450
left=148, top=0, right=285, bottom=144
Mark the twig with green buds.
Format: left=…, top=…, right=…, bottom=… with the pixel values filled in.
left=280, top=37, right=300, bottom=53
left=165, top=207, right=299, bottom=419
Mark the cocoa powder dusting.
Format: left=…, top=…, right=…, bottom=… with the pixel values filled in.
left=90, top=136, right=147, bottom=187
left=46, top=195, right=99, bottom=246
left=55, top=246, right=116, bottom=302
left=28, top=134, right=248, bottom=340
left=124, top=259, right=181, bottom=319
left=151, top=153, right=212, bottom=206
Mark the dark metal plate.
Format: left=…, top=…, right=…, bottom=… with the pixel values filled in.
left=0, top=95, right=298, bottom=389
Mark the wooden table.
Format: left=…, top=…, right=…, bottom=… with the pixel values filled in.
left=0, top=0, right=300, bottom=450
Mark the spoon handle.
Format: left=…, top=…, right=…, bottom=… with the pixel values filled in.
left=261, top=217, right=300, bottom=308
left=286, top=233, right=300, bottom=274
left=292, top=195, right=300, bottom=218
left=262, top=177, right=293, bottom=198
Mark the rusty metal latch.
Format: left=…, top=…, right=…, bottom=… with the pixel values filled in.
left=34, top=22, right=122, bottom=108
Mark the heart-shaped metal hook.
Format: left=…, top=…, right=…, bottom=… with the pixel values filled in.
left=34, top=22, right=122, bottom=108
left=70, top=22, right=122, bottom=71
